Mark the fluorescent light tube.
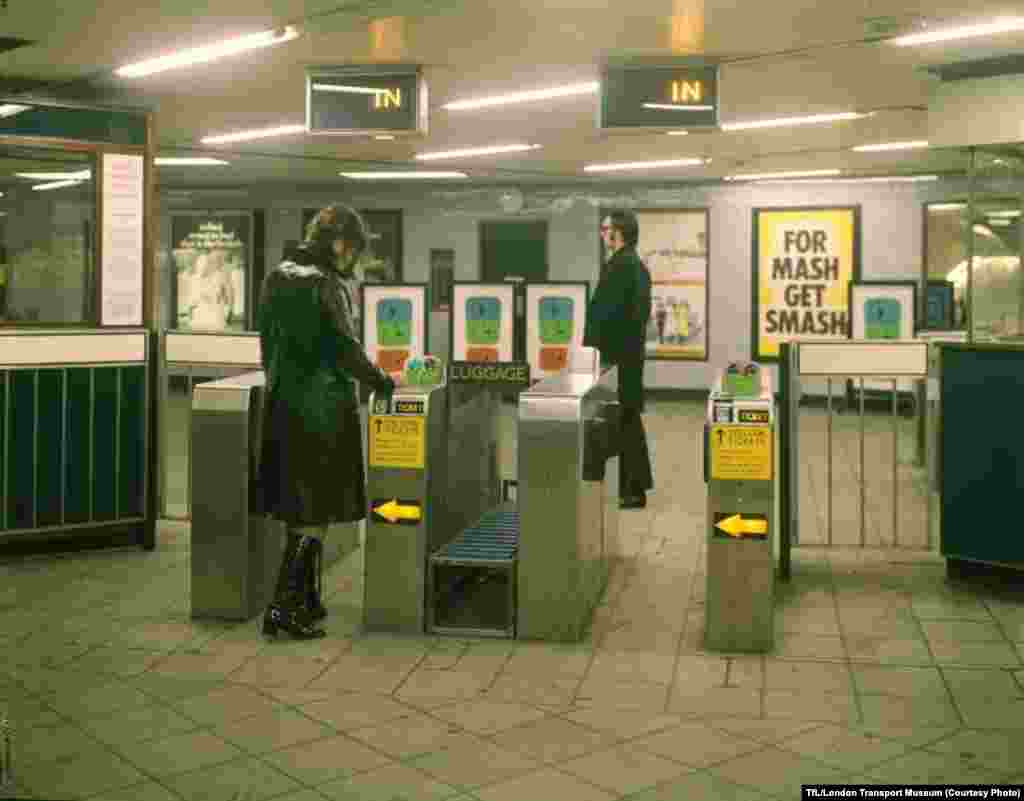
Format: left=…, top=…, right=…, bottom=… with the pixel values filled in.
left=154, top=158, right=229, bottom=166
left=721, top=112, right=867, bottom=131
left=988, top=218, right=1013, bottom=227
left=889, top=18, right=1024, bottom=46
left=15, top=170, right=92, bottom=181
left=312, top=83, right=387, bottom=94
left=340, top=171, right=467, bottom=179
left=725, top=169, right=842, bottom=181
left=584, top=158, right=706, bottom=172
left=374, top=135, right=396, bottom=141
left=929, top=203, right=966, bottom=211
left=201, top=124, right=306, bottom=144
left=986, top=209, right=1021, bottom=217
left=0, top=104, right=29, bottom=119
left=642, top=103, right=715, bottom=111
left=443, top=82, right=599, bottom=111
left=666, top=130, right=690, bottom=136
left=116, top=26, right=299, bottom=77
left=852, top=140, right=929, bottom=152
left=756, top=174, right=939, bottom=184
left=415, top=144, right=541, bottom=160
left=32, top=179, right=86, bottom=191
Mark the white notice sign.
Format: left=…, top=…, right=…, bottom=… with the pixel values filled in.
left=101, top=154, right=145, bottom=326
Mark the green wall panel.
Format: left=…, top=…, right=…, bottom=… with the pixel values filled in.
left=36, top=370, right=64, bottom=528
left=92, top=368, right=118, bottom=522
left=118, top=366, right=145, bottom=518
left=8, top=372, right=35, bottom=529
left=65, top=369, right=92, bottom=525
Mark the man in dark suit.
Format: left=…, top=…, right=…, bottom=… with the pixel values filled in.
left=583, top=210, right=654, bottom=509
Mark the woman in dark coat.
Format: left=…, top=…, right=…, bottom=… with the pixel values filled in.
left=583, top=209, right=654, bottom=509
left=257, top=204, right=395, bottom=639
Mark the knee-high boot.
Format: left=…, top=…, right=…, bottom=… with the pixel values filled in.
left=262, top=531, right=325, bottom=640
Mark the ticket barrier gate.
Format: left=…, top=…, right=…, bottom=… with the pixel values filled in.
left=704, top=364, right=776, bottom=652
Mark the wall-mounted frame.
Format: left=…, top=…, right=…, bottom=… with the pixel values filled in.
left=360, top=283, right=429, bottom=375
left=848, top=281, right=917, bottom=340
left=923, top=280, right=956, bottom=331
left=599, top=207, right=709, bottom=361
left=450, top=282, right=517, bottom=363
left=429, top=248, right=454, bottom=311
left=170, top=211, right=252, bottom=332
left=752, top=206, right=861, bottom=362
left=524, top=281, right=589, bottom=379
left=301, top=208, right=403, bottom=282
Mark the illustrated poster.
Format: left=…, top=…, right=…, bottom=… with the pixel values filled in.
left=362, top=284, right=427, bottom=375
left=171, top=213, right=249, bottom=331
left=525, top=282, right=588, bottom=378
left=451, top=283, right=516, bottom=362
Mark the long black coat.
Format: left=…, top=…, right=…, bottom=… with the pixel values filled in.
left=583, top=246, right=652, bottom=412
left=256, top=249, right=391, bottom=526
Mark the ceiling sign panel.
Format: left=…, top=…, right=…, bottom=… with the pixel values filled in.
left=305, top=65, right=427, bottom=136
left=600, top=63, right=719, bottom=130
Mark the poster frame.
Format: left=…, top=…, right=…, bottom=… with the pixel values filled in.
left=448, top=281, right=518, bottom=364
left=169, top=209, right=254, bottom=332
left=751, top=205, right=862, bottom=363
left=598, top=206, right=710, bottom=362
left=922, top=279, right=956, bottom=331
left=359, top=282, right=429, bottom=375
left=523, top=280, right=590, bottom=379
left=847, top=280, right=918, bottom=340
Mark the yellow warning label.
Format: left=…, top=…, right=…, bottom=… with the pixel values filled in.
left=368, top=416, right=426, bottom=469
left=710, top=425, right=772, bottom=481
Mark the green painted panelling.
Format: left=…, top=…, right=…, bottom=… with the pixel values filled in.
left=118, top=366, right=145, bottom=518
left=36, top=370, right=64, bottom=527
left=64, top=369, right=92, bottom=525
left=92, top=368, right=118, bottom=522
left=941, top=348, right=1024, bottom=564
left=0, top=106, right=145, bottom=146
left=7, top=372, right=35, bottom=529
left=0, top=374, right=5, bottom=530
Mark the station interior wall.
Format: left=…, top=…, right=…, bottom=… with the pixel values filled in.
left=158, top=174, right=1023, bottom=391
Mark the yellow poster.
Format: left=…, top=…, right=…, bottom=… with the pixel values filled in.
left=368, top=416, right=426, bottom=469
left=754, top=207, right=859, bottom=360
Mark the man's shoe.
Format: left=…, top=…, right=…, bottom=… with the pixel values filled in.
left=620, top=495, right=646, bottom=509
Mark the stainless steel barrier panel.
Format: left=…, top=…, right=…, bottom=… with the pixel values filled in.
left=190, top=371, right=281, bottom=620
left=704, top=365, right=776, bottom=652
left=516, top=364, right=620, bottom=642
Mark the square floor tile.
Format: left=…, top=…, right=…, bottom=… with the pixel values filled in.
left=708, top=745, right=852, bottom=797
left=922, top=729, right=1024, bottom=773
left=559, top=744, right=691, bottom=795
left=62, top=646, right=167, bottom=678
left=163, top=755, right=304, bottom=801
left=587, top=651, right=676, bottom=685
left=490, top=717, right=616, bottom=766
left=851, top=664, right=947, bottom=698
left=148, top=649, right=254, bottom=679
left=911, top=596, right=993, bottom=621
left=174, top=684, right=282, bottom=727
left=763, top=690, right=859, bottom=724
left=213, top=706, right=335, bottom=755
left=347, top=714, right=482, bottom=760
left=771, top=633, right=847, bottom=661
left=474, top=766, right=617, bottom=801
left=114, top=730, right=245, bottom=778
left=501, top=645, right=592, bottom=678
left=954, top=694, right=1024, bottom=729
left=81, top=701, right=202, bottom=747
left=409, top=739, right=540, bottom=792
left=707, top=718, right=824, bottom=745
left=230, top=653, right=333, bottom=688
left=1, top=694, right=63, bottom=730
left=630, top=722, right=766, bottom=767
left=858, top=692, right=961, bottom=729
left=83, top=779, right=183, bottom=800
left=130, top=674, right=227, bottom=704
left=574, top=678, right=668, bottom=711
left=395, top=670, right=490, bottom=703
left=673, top=655, right=728, bottom=689
left=928, top=639, right=1021, bottom=668
left=669, top=687, right=762, bottom=720
left=261, top=733, right=392, bottom=786
left=16, top=722, right=107, bottom=767
left=625, top=771, right=768, bottom=800
left=942, top=667, right=1023, bottom=700
left=844, top=636, right=934, bottom=665
left=921, top=619, right=1007, bottom=643
left=428, top=700, right=548, bottom=735
left=317, top=762, right=462, bottom=800
left=764, top=660, right=853, bottom=694
left=299, top=692, right=419, bottom=731
left=564, top=707, right=682, bottom=740
left=485, top=674, right=579, bottom=708
left=17, top=744, right=147, bottom=799
left=775, top=723, right=915, bottom=772
left=866, top=749, right=1012, bottom=783
left=308, top=658, right=413, bottom=694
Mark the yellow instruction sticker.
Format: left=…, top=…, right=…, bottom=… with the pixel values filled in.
left=368, top=416, right=426, bottom=470
left=710, top=425, right=772, bottom=481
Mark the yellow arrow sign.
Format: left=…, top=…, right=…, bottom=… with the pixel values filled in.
left=715, top=514, right=767, bottom=538
left=373, top=499, right=422, bottom=523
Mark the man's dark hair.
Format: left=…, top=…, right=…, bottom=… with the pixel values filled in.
left=609, top=210, right=639, bottom=248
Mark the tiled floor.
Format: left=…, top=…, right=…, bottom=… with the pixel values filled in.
left=1, top=398, right=1023, bottom=800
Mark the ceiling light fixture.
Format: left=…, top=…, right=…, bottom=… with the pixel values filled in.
left=756, top=174, right=939, bottom=184
left=583, top=157, right=707, bottom=172
left=643, top=103, right=714, bottom=111
left=15, top=170, right=92, bottom=181
left=929, top=203, right=966, bottom=211
left=666, top=130, right=690, bottom=136
left=311, top=83, right=387, bottom=94
left=116, top=26, right=300, bottom=78
left=721, top=112, right=868, bottom=131
left=725, top=169, right=842, bottom=181
left=988, top=218, right=1013, bottom=226
left=340, top=171, right=468, bottom=179
left=986, top=209, right=1022, bottom=217
left=415, top=144, right=541, bottom=160
left=32, top=179, right=86, bottom=191
left=374, top=135, right=396, bottom=141
left=154, top=158, right=229, bottom=166
left=889, top=18, right=1024, bottom=46
left=201, top=124, right=306, bottom=145
left=0, top=104, right=29, bottom=119
left=442, top=82, right=599, bottom=111
left=852, top=140, right=930, bottom=152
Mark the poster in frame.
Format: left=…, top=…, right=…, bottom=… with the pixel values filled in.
left=524, top=281, right=590, bottom=379
left=360, top=283, right=429, bottom=376
left=752, top=206, right=861, bottom=362
left=599, top=207, right=710, bottom=361
left=923, top=279, right=956, bottom=331
left=848, top=281, right=917, bottom=341
left=171, top=211, right=252, bottom=331
left=450, top=282, right=517, bottom=363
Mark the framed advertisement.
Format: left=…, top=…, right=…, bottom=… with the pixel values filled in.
left=450, top=282, right=516, bottom=363
left=301, top=208, right=402, bottom=281
left=360, top=283, right=428, bottom=376
left=171, top=211, right=252, bottom=331
left=599, top=207, right=709, bottom=361
left=923, top=280, right=956, bottom=330
left=524, top=281, right=590, bottom=379
left=752, top=206, right=861, bottom=362
left=848, top=281, right=917, bottom=340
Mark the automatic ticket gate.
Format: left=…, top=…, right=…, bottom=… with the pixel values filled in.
left=704, top=363, right=777, bottom=652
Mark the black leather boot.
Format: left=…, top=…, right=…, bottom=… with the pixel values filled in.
left=263, top=534, right=325, bottom=640
left=305, top=537, right=327, bottom=621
